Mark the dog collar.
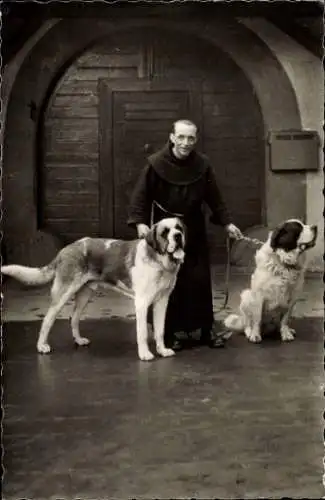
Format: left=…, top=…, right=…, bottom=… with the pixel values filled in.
left=282, top=261, right=302, bottom=271
left=272, top=250, right=303, bottom=271
left=272, top=253, right=302, bottom=271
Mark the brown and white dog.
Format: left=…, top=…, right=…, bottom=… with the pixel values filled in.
left=224, top=219, right=318, bottom=343
left=1, top=218, right=186, bottom=361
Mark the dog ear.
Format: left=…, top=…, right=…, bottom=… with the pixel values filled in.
left=270, top=225, right=284, bottom=250
left=145, top=225, right=158, bottom=251
left=271, top=221, right=303, bottom=252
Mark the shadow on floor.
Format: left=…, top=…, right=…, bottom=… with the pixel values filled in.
left=3, top=317, right=324, bottom=499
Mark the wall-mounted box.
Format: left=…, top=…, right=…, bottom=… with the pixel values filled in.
left=267, top=130, right=320, bottom=172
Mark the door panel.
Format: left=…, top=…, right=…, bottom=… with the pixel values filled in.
left=99, top=80, right=200, bottom=238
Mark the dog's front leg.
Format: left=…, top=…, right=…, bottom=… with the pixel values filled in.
left=135, top=297, right=155, bottom=361
left=281, top=274, right=304, bottom=341
left=280, top=302, right=296, bottom=342
left=153, top=293, right=175, bottom=358
left=245, top=292, right=263, bottom=343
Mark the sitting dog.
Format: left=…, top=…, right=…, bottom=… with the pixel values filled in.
left=1, top=218, right=186, bottom=361
left=224, top=219, right=318, bottom=342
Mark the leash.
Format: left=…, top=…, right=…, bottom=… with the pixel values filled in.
left=216, top=234, right=264, bottom=312
left=210, top=233, right=264, bottom=342
left=221, top=235, right=231, bottom=310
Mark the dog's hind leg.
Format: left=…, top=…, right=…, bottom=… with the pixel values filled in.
left=224, top=289, right=252, bottom=332
left=153, top=293, right=175, bottom=358
left=71, top=285, right=94, bottom=346
left=37, top=276, right=88, bottom=354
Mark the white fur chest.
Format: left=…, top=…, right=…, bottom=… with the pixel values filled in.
left=252, top=246, right=304, bottom=310
left=131, top=241, right=179, bottom=302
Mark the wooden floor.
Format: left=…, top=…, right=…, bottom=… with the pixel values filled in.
left=3, top=317, right=324, bottom=499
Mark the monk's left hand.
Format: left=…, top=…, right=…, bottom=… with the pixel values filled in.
left=225, top=223, right=243, bottom=240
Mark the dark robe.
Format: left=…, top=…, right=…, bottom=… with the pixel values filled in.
left=127, top=142, right=231, bottom=338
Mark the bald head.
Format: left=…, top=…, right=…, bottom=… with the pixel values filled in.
left=172, top=119, right=198, bottom=134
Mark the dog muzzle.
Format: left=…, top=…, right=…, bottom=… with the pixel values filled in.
left=167, top=238, right=185, bottom=262
left=170, top=248, right=185, bottom=262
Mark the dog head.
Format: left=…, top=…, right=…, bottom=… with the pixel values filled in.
left=269, top=219, right=318, bottom=267
left=145, top=217, right=186, bottom=262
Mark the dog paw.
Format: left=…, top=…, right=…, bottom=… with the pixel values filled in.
left=37, top=343, right=51, bottom=354
left=157, top=347, right=176, bottom=358
left=74, top=336, right=90, bottom=346
left=138, top=350, right=155, bottom=361
left=280, top=326, right=295, bottom=342
left=245, top=328, right=262, bottom=343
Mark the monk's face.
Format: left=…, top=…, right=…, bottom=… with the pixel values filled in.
left=170, top=122, right=197, bottom=159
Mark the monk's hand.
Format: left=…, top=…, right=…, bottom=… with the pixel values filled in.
left=225, top=223, right=243, bottom=240
left=137, top=223, right=150, bottom=239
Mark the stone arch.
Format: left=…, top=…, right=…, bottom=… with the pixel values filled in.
left=3, top=16, right=302, bottom=264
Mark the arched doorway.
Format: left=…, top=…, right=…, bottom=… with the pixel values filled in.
left=3, top=15, right=303, bottom=265
left=40, top=28, right=265, bottom=261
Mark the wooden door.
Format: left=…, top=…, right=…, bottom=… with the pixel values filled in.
left=98, top=79, right=201, bottom=238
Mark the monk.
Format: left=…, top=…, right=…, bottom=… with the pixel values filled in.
left=127, top=119, right=242, bottom=350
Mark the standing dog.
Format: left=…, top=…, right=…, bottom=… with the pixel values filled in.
left=1, top=218, right=186, bottom=361
left=224, top=219, right=318, bottom=342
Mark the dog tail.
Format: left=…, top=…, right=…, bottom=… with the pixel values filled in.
left=224, top=313, right=245, bottom=332
left=1, top=261, right=56, bottom=286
